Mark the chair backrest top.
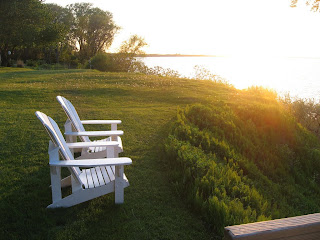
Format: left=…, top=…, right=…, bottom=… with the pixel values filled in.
left=36, top=111, right=74, bottom=161
left=56, top=96, right=90, bottom=142
left=35, top=111, right=82, bottom=184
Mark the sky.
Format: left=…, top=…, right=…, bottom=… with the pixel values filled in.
left=44, top=0, right=320, bottom=57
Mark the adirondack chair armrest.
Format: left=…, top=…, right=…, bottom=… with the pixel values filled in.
left=80, top=120, right=121, bottom=125
left=65, top=130, right=123, bottom=137
left=66, top=141, right=120, bottom=148
left=50, top=157, right=132, bottom=167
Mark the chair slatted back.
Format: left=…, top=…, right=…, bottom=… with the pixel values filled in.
left=56, top=96, right=90, bottom=142
left=35, top=111, right=82, bottom=183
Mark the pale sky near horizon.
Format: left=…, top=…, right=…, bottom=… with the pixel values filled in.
left=45, top=0, right=320, bottom=57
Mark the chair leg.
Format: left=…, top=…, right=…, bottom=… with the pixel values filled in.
left=115, top=165, right=124, bottom=204
left=50, top=166, right=62, bottom=203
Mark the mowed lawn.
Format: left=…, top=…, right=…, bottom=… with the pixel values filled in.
left=0, top=68, right=234, bottom=239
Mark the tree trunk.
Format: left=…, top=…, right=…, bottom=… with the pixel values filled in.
left=55, top=45, right=60, bottom=64
left=0, top=44, right=9, bottom=66
left=1, top=51, right=8, bottom=67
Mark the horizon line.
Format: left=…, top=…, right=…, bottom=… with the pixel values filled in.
left=135, top=53, right=320, bottom=59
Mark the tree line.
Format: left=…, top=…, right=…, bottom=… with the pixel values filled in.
left=0, top=0, right=145, bottom=70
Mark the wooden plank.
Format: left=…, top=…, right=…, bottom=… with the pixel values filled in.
left=107, top=145, right=115, bottom=158
left=224, top=213, right=320, bottom=240
left=106, top=166, right=115, bottom=181
left=85, top=169, right=94, bottom=189
left=115, top=165, right=124, bottom=204
left=50, top=157, right=132, bottom=167
left=81, top=120, right=121, bottom=124
left=95, top=167, right=105, bottom=185
left=67, top=141, right=118, bottom=148
left=100, top=167, right=111, bottom=184
left=90, top=139, right=106, bottom=153
left=65, top=130, right=124, bottom=137
left=50, top=166, right=62, bottom=203
left=90, top=168, right=100, bottom=187
left=79, top=171, right=88, bottom=189
left=285, top=231, right=320, bottom=240
left=96, top=139, right=103, bottom=153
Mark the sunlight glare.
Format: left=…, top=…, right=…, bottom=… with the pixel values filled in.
left=44, top=0, right=320, bottom=57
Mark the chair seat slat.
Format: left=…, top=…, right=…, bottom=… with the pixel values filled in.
left=101, top=167, right=111, bottom=184
left=106, top=166, right=115, bottom=181
left=90, top=168, right=100, bottom=187
left=79, top=171, right=89, bottom=188
left=86, top=169, right=94, bottom=188
left=89, top=139, right=108, bottom=153
left=95, top=167, right=105, bottom=185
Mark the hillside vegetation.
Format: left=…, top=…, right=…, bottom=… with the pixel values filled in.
left=0, top=67, right=319, bottom=239
left=165, top=88, right=320, bottom=236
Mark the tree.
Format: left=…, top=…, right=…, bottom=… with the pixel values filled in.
left=44, top=4, right=74, bottom=64
left=118, top=35, right=148, bottom=55
left=90, top=35, right=147, bottom=72
left=113, top=34, right=148, bottom=72
left=68, top=3, right=120, bottom=62
left=0, top=0, right=59, bottom=66
left=291, top=0, right=320, bottom=11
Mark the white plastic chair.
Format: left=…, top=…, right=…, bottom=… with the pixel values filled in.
left=56, top=96, right=123, bottom=159
left=35, top=111, right=131, bottom=208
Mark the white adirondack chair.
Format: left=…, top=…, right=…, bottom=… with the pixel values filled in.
left=56, top=96, right=123, bottom=159
left=35, top=111, right=132, bottom=208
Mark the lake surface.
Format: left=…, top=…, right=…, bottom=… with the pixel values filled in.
left=142, top=56, right=320, bottom=101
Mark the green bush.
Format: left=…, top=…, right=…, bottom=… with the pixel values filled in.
left=90, top=52, right=147, bottom=73
left=89, top=52, right=111, bottom=71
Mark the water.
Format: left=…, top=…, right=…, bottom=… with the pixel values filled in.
left=142, top=56, right=320, bottom=101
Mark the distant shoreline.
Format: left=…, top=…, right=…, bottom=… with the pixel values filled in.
left=138, top=54, right=218, bottom=58
left=137, top=54, right=320, bottom=59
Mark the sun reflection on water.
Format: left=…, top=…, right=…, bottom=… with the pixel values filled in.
left=143, top=56, right=320, bottom=100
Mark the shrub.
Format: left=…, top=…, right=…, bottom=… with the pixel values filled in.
left=16, top=60, right=24, bottom=68
left=90, top=52, right=147, bottom=73
left=144, top=66, right=181, bottom=78
left=164, top=92, right=320, bottom=237
left=90, top=53, right=111, bottom=72
left=90, top=35, right=148, bottom=73
left=281, top=96, right=320, bottom=139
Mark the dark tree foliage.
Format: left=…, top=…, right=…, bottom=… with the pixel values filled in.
left=0, top=1, right=120, bottom=67
left=68, top=3, right=120, bottom=62
left=44, top=4, right=74, bottom=64
left=0, top=0, right=59, bottom=66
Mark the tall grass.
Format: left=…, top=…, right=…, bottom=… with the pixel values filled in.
left=164, top=88, right=320, bottom=237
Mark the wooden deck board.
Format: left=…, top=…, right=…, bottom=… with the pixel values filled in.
left=224, top=213, right=320, bottom=240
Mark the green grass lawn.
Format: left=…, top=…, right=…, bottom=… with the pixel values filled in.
left=0, top=68, right=234, bottom=239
